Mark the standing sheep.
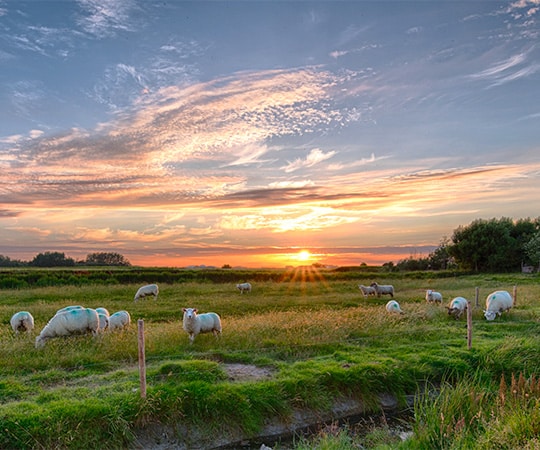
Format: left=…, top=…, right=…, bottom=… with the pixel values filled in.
left=425, top=289, right=443, bottom=304
left=358, top=284, right=376, bottom=298
left=10, top=311, right=35, bottom=334
left=484, top=290, right=513, bottom=321
left=371, top=282, right=395, bottom=298
left=446, top=297, right=468, bottom=320
left=182, top=308, right=222, bottom=344
left=108, top=310, right=131, bottom=331
left=134, top=284, right=159, bottom=302
left=236, top=282, right=252, bottom=294
left=35, top=308, right=99, bottom=348
left=386, top=300, right=403, bottom=314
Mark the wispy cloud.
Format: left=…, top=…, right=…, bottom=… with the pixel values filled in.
left=329, top=44, right=380, bottom=59
left=223, top=143, right=275, bottom=167
left=76, top=0, right=140, bottom=38
left=468, top=49, right=539, bottom=87
left=282, top=148, right=337, bottom=173
left=2, top=67, right=365, bottom=210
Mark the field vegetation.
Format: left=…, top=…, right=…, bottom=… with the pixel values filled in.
left=0, top=267, right=539, bottom=449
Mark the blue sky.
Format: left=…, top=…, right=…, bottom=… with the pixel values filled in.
left=1, top=0, right=539, bottom=267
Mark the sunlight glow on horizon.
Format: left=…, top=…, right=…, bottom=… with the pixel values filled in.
left=296, top=250, right=312, bottom=262
left=118, top=247, right=425, bottom=269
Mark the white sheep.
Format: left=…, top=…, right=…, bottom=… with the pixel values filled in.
left=236, top=282, right=252, bottom=294
left=446, top=297, right=468, bottom=320
left=182, top=308, right=222, bottom=344
left=484, top=290, right=513, bottom=321
left=134, top=284, right=159, bottom=301
left=95, top=308, right=110, bottom=332
left=55, top=305, right=84, bottom=315
left=10, top=311, right=35, bottom=334
left=358, top=284, right=376, bottom=298
left=97, top=313, right=109, bottom=332
left=386, top=300, right=403, bottom=314
left=425, top=289, right=443, bottom=304
left=108, top=310, right=131, bottom=331
left=95, top=307, right=110, bottom=318
left=371, top=282, right=394, bottom=298
left=35, top=308, right=99, bottom=348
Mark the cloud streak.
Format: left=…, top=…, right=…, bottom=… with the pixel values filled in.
left=282, top=148, right=337, bottom=173
left=469, top=49, right=540, bottom=87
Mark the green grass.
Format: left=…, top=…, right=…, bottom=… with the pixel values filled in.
left=0, top=271, right=539, bottom=448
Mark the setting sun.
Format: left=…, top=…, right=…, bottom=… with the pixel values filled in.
left=297, top=250, right=311, bottom=262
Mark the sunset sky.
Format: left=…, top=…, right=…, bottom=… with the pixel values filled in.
left=1, top=1, right=540, bottom=268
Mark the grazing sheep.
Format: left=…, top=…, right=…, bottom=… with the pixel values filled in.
left=134, top=284, right=159, bottom=302
left=35, top=308, right=99, bottom=348
left=182, top=308, right=222, bottom=344
left=484, top=290, right=513, bottom=321
left=386, top=300, right=403, bottom=314
left=108, top=310, right=131, bottom=331
left=55, top=305, right=84, bottom=315
left=358, top=284, right=376, bottom=298
left=425, top=289, right=443, bottom=304
left=95, top=307, right=110, bottom=318
left=97, top=313, right=109, bottom=332
left=236, top=282, right=252, bottom=294
left=371, top=282, right=394, bottom=298
left=446, top=297, right=468, bottom=320
left=10, top=311, right=34, bottom=334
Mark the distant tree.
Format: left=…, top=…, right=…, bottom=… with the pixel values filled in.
left=447, top=217, right=529, bottom=272
left=85, top=252, right=131, bottom=266
left=427, top=237, right=454, bottom=270
left=524, top=231, right=540, bottom=272
left=222, top=264, right=232, bottom=269
left=31, top=251, right=75, bottom=267
left=0, top=254, right=25, bottom=267
left=396, top=256, right=430, bottom=271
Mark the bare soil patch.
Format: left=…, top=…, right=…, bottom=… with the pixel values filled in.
left=223, top=363, right=275, bottom=382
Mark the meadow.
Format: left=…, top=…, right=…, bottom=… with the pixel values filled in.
left=0, top=267, right=539, bottom=449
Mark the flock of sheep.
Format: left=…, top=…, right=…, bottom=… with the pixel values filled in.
left=8, top=280, right=515, bottom=349
left=359, top=281, right=514, bottom=321
left=10, top=306, right=132, bottom=348
left=9, top=283, right=223, bottom=347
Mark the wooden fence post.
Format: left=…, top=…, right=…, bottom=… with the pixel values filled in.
left=138, top=319, right=147, bottom=399
left=467, top=300, right=473, bottom=350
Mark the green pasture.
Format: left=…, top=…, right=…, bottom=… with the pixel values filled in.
left=0, top=270, right=539, bottom=449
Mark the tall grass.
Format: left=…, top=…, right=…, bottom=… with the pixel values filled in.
left=404, top=371, right=540, bottom=449
left=0, top=272, right=539, bottom=448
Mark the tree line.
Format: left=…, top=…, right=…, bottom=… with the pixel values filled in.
left=0, top=252, right=131, bottom=267
left=388, top=217, right=540, bottom=272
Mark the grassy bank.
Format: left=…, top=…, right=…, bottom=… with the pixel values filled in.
left=0, top=270, right=539, bottom=448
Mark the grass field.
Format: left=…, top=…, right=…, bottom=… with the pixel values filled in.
left=0, top=269, right=539, bottom=449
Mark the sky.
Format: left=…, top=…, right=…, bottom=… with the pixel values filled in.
left=1, top=0, right=540, bottom=268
